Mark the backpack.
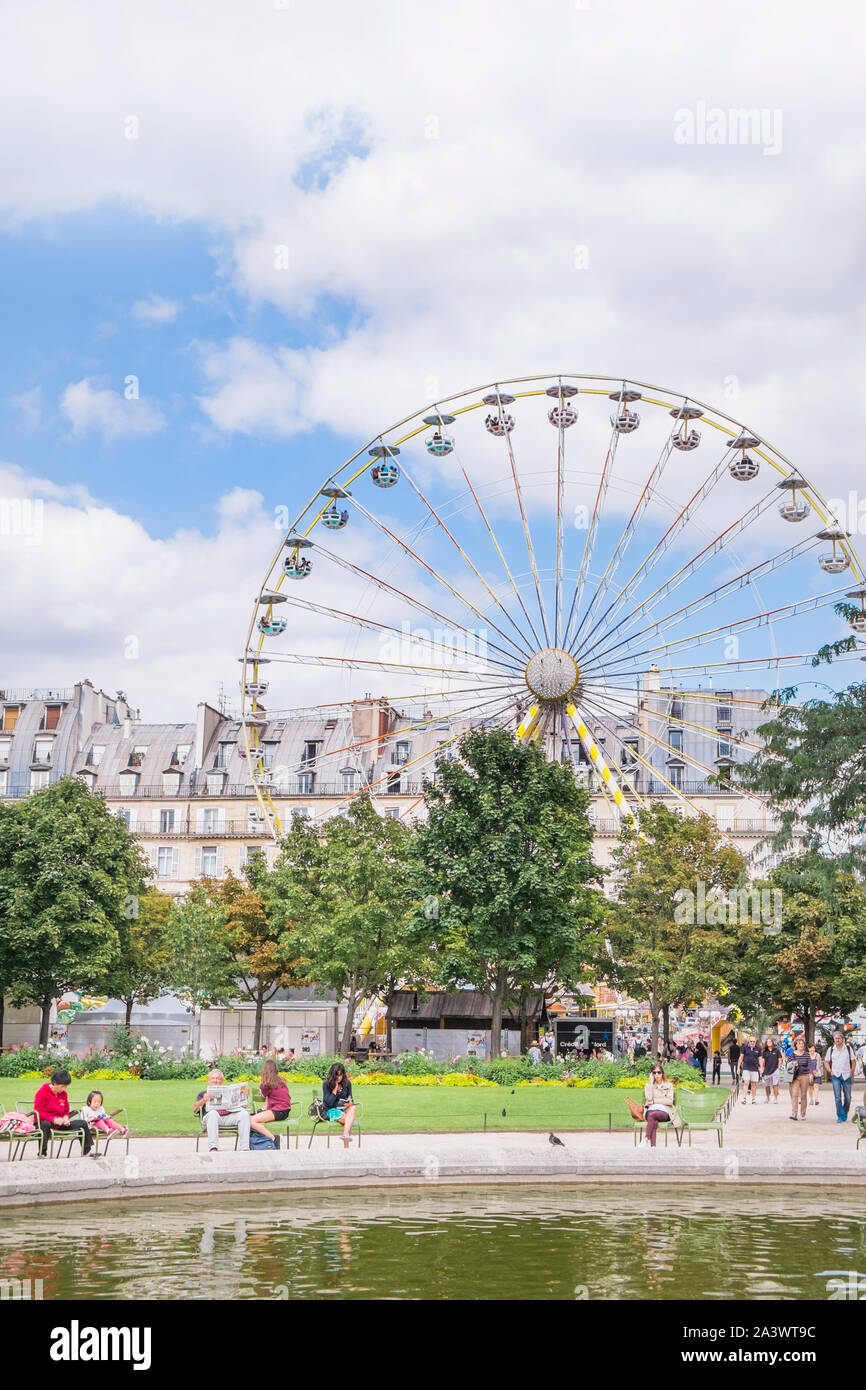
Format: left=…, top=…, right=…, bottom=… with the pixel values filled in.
left=249, top=1130, right=276, bottom=1150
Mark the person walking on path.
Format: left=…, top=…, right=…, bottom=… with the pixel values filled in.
left=824, top=1032, right=856, bottom=1123
left=807, top=1043, right=822, bottom=1106
left=761, top=1037, right=781, bottom=1103
left=787, top=1036, right=812, bottom=1121
left=738, top=1035, right=762, bottom=1104
left=694, top=1039, right=708, bottom=1081
left=728, top=1036, right=741, bottom=1088
left=711, top=1049, right=722, bottom=1085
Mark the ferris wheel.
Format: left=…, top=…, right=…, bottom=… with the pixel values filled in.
left=240, top=373, right=866, bottom=840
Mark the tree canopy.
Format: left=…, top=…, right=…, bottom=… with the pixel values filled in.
left=606, top=803, right=747, bottom=1053
left=413, top=728, right=602, bottom=1053
left=736, top=682, right=866, bottom=861
left=0, top=778, right=148, bottom=1044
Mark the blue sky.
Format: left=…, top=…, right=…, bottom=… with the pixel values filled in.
left=1, top=0, right=864, bottom=719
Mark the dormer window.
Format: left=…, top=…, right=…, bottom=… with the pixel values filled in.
left=39, top=704, right=65, bottom=731
left=128, top=746, right=148, bottom=768
left=2, top=706, right=21, bottom=732
left=32, top=737, right=53, bottom=766
left=90, top=744, right=106, bottom=766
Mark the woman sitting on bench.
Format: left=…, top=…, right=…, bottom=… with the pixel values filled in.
left=322, top=1063, right=356, bottom=1149
left=252, top=1059, right=291, bottom=1147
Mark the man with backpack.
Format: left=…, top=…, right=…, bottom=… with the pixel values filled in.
left=824, top=1032, right=857, bottom=1123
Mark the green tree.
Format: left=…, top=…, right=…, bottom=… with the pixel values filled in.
left=0, top=779, right=148, bottom=1045
left=266, top=798, right=425, bottom=1054
left=213, top=865, right=304, bottom=1050
left=414, top=728, right=601, bottom=1055
left=104, top=887, right=173, bottom=1028
left=736, top=682, right=866, bottom=860
left=606, top=804, right=747, bottom=1055
left=165, top=881, right=237, bottom=1055
left=728, top=853, right=866, bottom=1044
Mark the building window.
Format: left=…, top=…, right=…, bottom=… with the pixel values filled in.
left=385, top=807, right=400, bottom=819
left=90, top=744, right=106, bottom=766
left=201, top=846, right=218, bottom=877
left=128, top=746, right=148, bottom=768
left=297, top=772, right=314, bottom=794
left=199, top=807, right=224, bottom=833
left=115, top=808, right=134, bottom=829
left=717, top=739, right=732, bottom=760
left=0, top=736, right=11, bottom=762
left=387, top=773, right=401, bottom=793
left=245, top=845, right=264, bottom=866
left=173, top=744, right=191, bottom=766
left=302, top=741, right=320, bottom=764
left=206, top=773, right=225, bottom=795
left=668, top=729, right=682, bottom=752
left=2, top=706, right=21, bottom=732
left=261, top=742, right=279, bottom=769
left=157, top=847, right=175, bottom=879
left=163, top=772, right=182, bottom=795
left=159, top=809, right=175, bottom=833
left=716, top=805, right=734, bottom=830
left=670, top=700, right=683, bottom=720
left=215, top=742, right=234, bottom=769
left=0, top=770, right=7, bottom=795
left=291, top=807, right=312, bottom=821
left=79, top=771, right=96, bottom=791
left=717, top=705, right=732, bottom=725
left=622, top=740, right=638, bottom=767
left=394, top=741, right=410, bottom=765
left=33, top=737, right=53, bottom=764
left=30, top=769, right=50, bottom=790
left=341, top=768, right=357, bottom=792
left=670, top=765, right=684, bottom=790
left=40, top=704, right=65, bottom=731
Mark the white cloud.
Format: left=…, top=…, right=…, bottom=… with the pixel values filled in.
left=60, top=379, right=165, bottom=440
left=131, top=293, right=180, bottom=325
left=9, top=387, right=44, bottom=429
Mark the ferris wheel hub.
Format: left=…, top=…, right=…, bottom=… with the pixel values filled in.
left=525, top=647, right=580, bottom=701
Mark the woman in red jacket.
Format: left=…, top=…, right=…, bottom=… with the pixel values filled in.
left=33, top=1069, right=95, bottom=1157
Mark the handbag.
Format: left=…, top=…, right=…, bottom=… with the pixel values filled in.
left=625, top=1097, right=645, bottom=1122
left=309, top=1099, right=329, bottom=1120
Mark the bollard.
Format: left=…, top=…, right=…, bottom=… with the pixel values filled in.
left=608, top=1113, right=611, bottom=1134
left=483, top=1113, right=487, bottom=1132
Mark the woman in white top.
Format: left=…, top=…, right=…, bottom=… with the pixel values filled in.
left=640, top=1063, right=679, bottom=1148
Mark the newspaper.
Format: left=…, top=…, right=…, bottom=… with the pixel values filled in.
left=204, top=1083, right=248, bottom=1114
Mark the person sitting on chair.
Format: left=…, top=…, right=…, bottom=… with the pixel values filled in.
left=322, top=1063, right=356, bottom=1150
left=33, top=1069, right=95, bottom=1158
left=193, top=1069, right=250, bottom=1152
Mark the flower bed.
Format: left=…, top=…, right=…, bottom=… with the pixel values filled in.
left=0, top=1041, right=709, bottom=1090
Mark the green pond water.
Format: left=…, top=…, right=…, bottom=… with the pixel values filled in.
left=3, top=1186, right=865, bottom=1300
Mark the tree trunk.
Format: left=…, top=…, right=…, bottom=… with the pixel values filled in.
left=124, top=997, right=134, bottom=1028
left=39, top=995, right=52, bottom=1047
left=803, top=1005, right=813, bottom=1047
left=340, top=980, right=358, bottom=1055
left=489, top=967, right=508, bottom=1057
left=662, top=1003, right=671, bottom=1052
left=0, top=994, right=4, bottom=1049
left=253, top=991, right=264, bottom=1051
left=649, top=996, right=660, bottom=1057
left=191, top=1007, right=202, bottom=1057
left=384, top=987, right=394, bottom=1054
left=518, top=993, right=529, bottom=1054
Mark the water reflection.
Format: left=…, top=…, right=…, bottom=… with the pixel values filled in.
left=2, top=1186, right=864, bottom=1301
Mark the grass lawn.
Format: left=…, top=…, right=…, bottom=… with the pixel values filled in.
left=0, top=1078, right=678, bottom=1135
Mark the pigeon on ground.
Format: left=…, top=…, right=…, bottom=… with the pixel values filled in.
left=501, top=1108, right=507, bottom=1117
left=549, top=1132, right=565, bottom=1147
left=510, top=1089, right=515, bottom=1095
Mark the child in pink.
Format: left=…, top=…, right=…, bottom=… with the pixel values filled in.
left=80, top=1090, right=129, bottom=1139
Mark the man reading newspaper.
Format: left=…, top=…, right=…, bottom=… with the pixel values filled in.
left=193, top=1069, right=251, bottom=1151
